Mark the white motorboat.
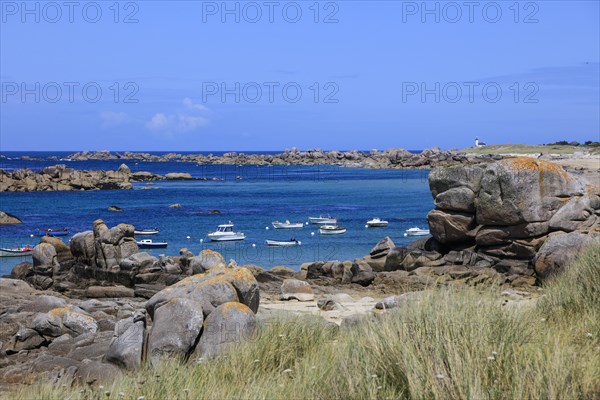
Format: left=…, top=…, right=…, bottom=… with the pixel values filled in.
left=136, top=239, right=168, bottom=248
left=0, top=246, right=34, bottom=257
left=308, top=216, right=337, bottom=225
left=366, top=218, right=389, bottom=228
left=265, top=239, right=301, bottom=247
left=134, top=228, right=160, bottom=235
left=404, top=227, right=430, bottom=237
left=208, top=222, right=246, bottom=242
left=272, top=220, right=304, bottom=229
left=319, top=225, right=347, bottom=235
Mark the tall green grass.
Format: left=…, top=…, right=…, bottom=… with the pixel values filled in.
left=15, top=243, right=600, bottom=400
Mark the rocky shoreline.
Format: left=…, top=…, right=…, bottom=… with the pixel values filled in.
left=0, top=164, right=216, bottom=192
left=1, top=157, right=598, bottom=392
left=63, top=147, right=502, bottom=168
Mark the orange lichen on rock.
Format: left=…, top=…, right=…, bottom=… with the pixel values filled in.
left=220, top=302, right=252, bottom=318
left=505, top=157, right=570, bottom=179
left=48, top=306, right=69, bottom=317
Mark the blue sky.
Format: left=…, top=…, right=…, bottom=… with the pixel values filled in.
left=1, top=0, right=599, bottom=151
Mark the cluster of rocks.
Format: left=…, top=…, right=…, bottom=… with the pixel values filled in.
left=0, top=262, right=260, bottom=386
left=65, top=148, right=501, bottom=169
left=0, top=164, right=217, bottom=192
left=0, top=164, right=133, bottom=192
left=300, top=158, right=599, bottom=288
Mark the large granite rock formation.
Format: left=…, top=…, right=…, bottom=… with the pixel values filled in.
left=71, top=220, right=138, bottom=270
left=422, top=157, right=599, bottom=280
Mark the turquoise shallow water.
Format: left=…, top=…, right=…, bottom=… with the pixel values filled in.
left=0, top=163, right=432, bottom=274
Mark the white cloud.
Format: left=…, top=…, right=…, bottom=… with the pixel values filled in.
left=100, top=111, right=129, bottom=127
left=145, top=111, right=208, bottom=133
left=145, top=98, right=210, bottom=133
left=183, top=97, right=208, bottom=112
left=145, top=113, right=171, bottom=131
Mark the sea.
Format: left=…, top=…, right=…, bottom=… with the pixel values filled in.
left=0, top=151, right=432, bottom=275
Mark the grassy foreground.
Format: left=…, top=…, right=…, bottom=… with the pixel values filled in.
left=17, top=244, right=600, bottom=400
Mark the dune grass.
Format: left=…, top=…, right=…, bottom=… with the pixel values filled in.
left=15, top=244, right=600, bottom=400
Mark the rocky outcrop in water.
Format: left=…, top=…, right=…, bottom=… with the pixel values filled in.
left=65, top=148, right=500, bottom=169
left=0, top=164, right=216, bottom=192
left=0, top=211, right=22, bottom=224
left=0, top=164, right=133, bottom=192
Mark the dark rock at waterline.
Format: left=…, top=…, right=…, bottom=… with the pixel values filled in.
left=108, top=205, right=123, bottom=212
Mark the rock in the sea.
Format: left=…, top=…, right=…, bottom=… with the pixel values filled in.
left=0, top=211, right=22, bottom=224
left=195, top=302, right=257, bottom=359
left=107, top=205, right=123, bottom=212
left=164, top=173, right=193, bottom=180
left=169, top=203, right=182, bottom=208
left=533, top=232, right=598, bottom=280
left=280, top=279, right=314, bottom=301
left=147, top=298, right=204, bottom=364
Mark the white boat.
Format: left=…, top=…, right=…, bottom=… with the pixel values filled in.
left=366, top=218, right=389, bottom=228
left=404, top=227, right=430, bottom=237
left=308, top=216, right=337, bottom=225
left=0, top=246, right=34, bottom=257
left=136, top=239, right=168, bottom=248
left=272, top=220, right=304, bottom=229
left=319, top=225, right=347, bottom=235
left=134, top=228, right=160, bottom=235
left=208, top=222, right=246, bottom=242
left=265, top=239, right=301, bottom=247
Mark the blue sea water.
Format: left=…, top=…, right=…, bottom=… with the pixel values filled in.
left=0, top=154, right=432, bottom=275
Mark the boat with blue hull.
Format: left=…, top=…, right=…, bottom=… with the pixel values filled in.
left=38, top=229, right=69, bottom=237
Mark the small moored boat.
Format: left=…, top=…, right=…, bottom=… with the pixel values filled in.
left=366, top=218, right=389, bottom=228
left=319, top=225, right=347, bottom=235
left=38, top=229, right=69, bottom=237
left=272, top=220, right=304, bottom=229
left=265, top=239, right=301, bottom=247
left=308, top=216, right=337, bottom=225
left=136, top=239, right=168, bottom=248
left=0, top=246, right=34, bottom=257
left=404, top=227, right=430, bottom=237
left=208, top=222, right=246, bottom=242
left=134, top=228, right=160, bottom=235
